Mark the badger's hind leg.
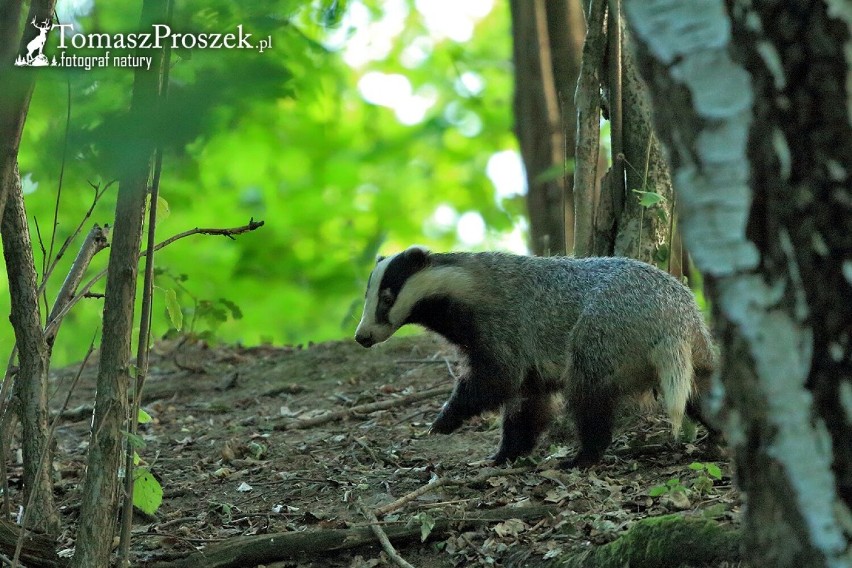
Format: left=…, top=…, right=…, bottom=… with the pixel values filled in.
left=491, top=377, right=555, bottom=464
left=561, top=350, right=618, bottom=469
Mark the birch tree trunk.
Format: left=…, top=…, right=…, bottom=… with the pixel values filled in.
left=624, top=1, right=852, bottom=566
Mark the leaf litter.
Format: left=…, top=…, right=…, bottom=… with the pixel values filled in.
left=30, top=334, right=741, bottom=566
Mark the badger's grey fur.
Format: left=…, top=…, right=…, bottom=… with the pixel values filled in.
left=355, top=246, right=718, bottom=468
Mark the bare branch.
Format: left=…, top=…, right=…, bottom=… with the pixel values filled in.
left=274, top=386, right=453, bottom=431
left=44, top=224, right=110, bottom=346
left=358, top=503, right=415, bottom=568
left=374, top=466, right=532, bottom=517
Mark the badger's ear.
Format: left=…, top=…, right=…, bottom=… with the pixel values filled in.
left=375, top=255, right=386, bottom=264
left=404, top=245, right=430, bottom=266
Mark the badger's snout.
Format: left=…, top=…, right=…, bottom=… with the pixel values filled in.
left=355, top=332, right=376, bottom=348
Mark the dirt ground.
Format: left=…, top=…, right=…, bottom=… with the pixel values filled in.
left=30, top=333, right=740, bottom=566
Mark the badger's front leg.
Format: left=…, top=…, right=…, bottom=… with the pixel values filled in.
left=431, top=359, right=513, bottom=434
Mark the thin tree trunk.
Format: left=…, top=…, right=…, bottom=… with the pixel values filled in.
left=510, top=0, right=584, bottom=256
left=71, top=1, right=166, bottom=564
left=0, top=166, right=59, bottom=534
left=0, top=0, right=56, bottom=221
left=572, top=0, right=607, bottom=257
left=624, top=1, right=852, bottom=566
left=545, top=0, right=585, bottom=254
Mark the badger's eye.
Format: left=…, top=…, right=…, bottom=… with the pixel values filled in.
left=379, top=289, right=394, bottom=306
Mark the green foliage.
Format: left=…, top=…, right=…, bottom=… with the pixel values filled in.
left=132, top=468, right=163, bottom=515
left=2, top=0, right=521, bottom=366
left=413, top=512, right=436, bottom=542
left=633, top=188, right=664, bottom=208
left=648, top=478, right=687, bottom=498
left=649, top=462, right=722, bottom=498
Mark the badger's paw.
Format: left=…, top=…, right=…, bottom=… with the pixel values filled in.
left=430, top=408, right=463, bottom=434
left=488, top=450, right=511, bottom=465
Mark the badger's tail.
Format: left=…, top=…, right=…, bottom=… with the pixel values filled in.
left=650, top=338, right=695, bottom=439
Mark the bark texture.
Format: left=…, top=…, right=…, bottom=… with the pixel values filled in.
left=624, top=0, right=852, bottom=566
left=573, top=1, right=675, bottom=262
left=71, top=1, right=166, bottom=565
left=510, top=0, right=584, bottom=255
left=0, top=167, right=59, bottom=534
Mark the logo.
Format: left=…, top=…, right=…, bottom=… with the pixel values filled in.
left=15, top=18, right=54, bottom=67
left=15, top=19, right=272, bottom=70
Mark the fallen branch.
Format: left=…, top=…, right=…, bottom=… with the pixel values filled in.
left=374, top=466, right=532, bottom=517
left=275, top=386, right=452, bottom=431
left=359, top=502, right=415, bottom=568
left=148, top=504, right=556, bottom=568
left=0, top=520, right=66, bottom=568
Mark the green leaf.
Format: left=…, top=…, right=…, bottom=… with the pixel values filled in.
left=648, top=485, right=668, bottom=497
left=417, top=512, right=436, bottom=542
left=133, top=468, right=163, bottom=515
left=137, top=408, right=152, bottom=424
left=219, top=298, right=243, bottom=320
left=688, top=462, right=705, bottom=471
left=633, top=189, right=664, bottom=208
left=125, top=431, right=146, bottom=450
left=705, top=463, right=722, bottom=480
left=164, top=288, right=183, bottom=331
left=157, top=196, right=170, bottom=220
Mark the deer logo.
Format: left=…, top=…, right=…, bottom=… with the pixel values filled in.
left=14, top=18, right=54, bottom=67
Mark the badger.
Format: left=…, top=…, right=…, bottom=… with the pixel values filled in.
left=355, top=246, right=718, bottom=468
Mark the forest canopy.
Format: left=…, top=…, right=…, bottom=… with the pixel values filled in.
left=1, top=0, right=526, bottom=365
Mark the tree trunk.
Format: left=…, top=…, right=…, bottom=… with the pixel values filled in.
left=510, top=0, right=584, bottom=256
left=71, top=1, right=166, bottom=565
left=0, top=166, right=59, bottom=534
left=0, top=0, right=56, bottom=221
left=573, top=1, right=675, bottom=263
left=624, top=1, right=852, bottom=566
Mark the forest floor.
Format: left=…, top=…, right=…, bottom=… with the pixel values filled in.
left=34, top=333, right=741, bottom=567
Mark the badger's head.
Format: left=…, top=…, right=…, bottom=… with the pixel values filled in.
left=354, top=245, right=431, bottom=348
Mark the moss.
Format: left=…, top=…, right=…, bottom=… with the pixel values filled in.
left=557, top=514, right=740, bottom=568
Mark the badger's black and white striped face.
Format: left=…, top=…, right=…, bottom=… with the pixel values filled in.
left=355, top=246, right=431, bottom=347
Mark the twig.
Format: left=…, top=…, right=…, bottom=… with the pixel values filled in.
left=358, top=502, right=415, bottom=568
left=42, top=219, right=265, bottom=342
left=275, top=386, right=452, bottom=431
left=37, top=180, right=114, bottom=297
left=374, top=466, right=531, bottom=517
left=44, top=224, right=110, bottom=345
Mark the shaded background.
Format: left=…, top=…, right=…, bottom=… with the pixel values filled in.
left=2, top=0, right=528, bottom=365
